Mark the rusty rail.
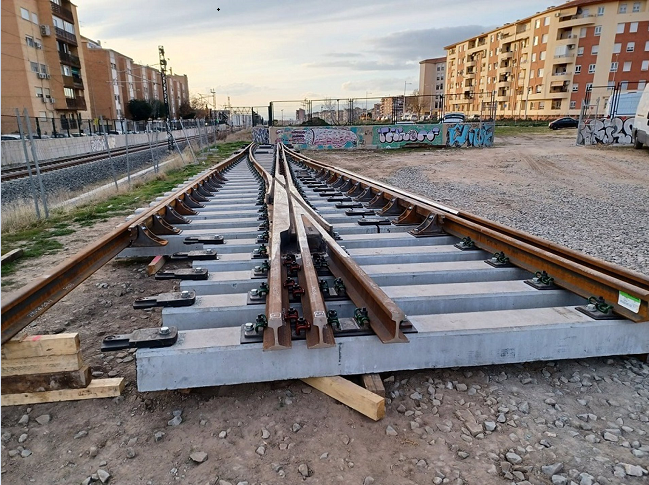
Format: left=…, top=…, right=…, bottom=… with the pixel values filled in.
left=1, top=146, right=250, bottom=344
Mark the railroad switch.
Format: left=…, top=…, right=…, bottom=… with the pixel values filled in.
left=133, top=290, right=196, bottom=309
left=155, top=267, right=209, bottom=280
left=455, top=237, right=479, bottom=251
left=525, top=270, right=558, bottom=290
left=327, top=310, right=341, bottom=330
left=284, top=278, right=305, bottom=301
left=252, top=244, right=269, bottom=259
left=357, top=217, right=391, bottom=226
left=252, top=260, right=270, bottom=278
left=312, top=253, right=331, bottom=275
left=183, top=235, right=225, bottom=245
left=283, top=254, right=301, bottom=276
left=247, top=283, right=269, bottom=304
left=354, top=307, right=370, bottom=327
left=256, top=231, right=269, bottom=244
left=295, top=317, right=311, bottom=336
left=170, top=249, right=217, bottom=261
left=283, top=307, right=299, bottom=328
left=101, top=326, right=178, bottom=352
left=576, top=296, right=618, bottom=320
left=485, top=251, right=512, bottom=267
left=319, top=279, right=330, bottom=296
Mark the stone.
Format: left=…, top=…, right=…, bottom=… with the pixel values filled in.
left=35, top=415, right=51, bottom=425
left=8, top=449, right=19, bottom=457
left=621, top=463, right=647, bottom=477
left=386, top=426, right=398, bottom=436
left=292, top=423, right=302, bottom=432
left=457, top=451, right=470, bottom=459
left=199, top=419, right=207, bottom=426
left=256, top=445, right=266, bottom=456
left=219, top=430, right=227, bottom=439
left=97, top=469, right=111, bottom=483
left=18, top=415, right=29, bottom=426
left=397, top=404, right=406, bottom=413
left=506, top=452, right=522, bottom=464
left=298, top=463, right=310, bottom=477
left=74, top=430, right=88, bottom=439
left=579, top=473, right=594, bottom=485
left=2, top=431, right=11, bottom=441
left=126, top=447, right=136, bottom=459
left=219, top=481, right=233, bottom=485
left=21, top=449, right=32, bottom=458
left=456, top=383, right=468, bottom=392
left=154, top=431, right=165, bottom=442
left=410, top=391, right=423, bottom=400
left=81, top=477, right=92, bottom=485
left=320, top=452, right=329, bottom=459
left=542, top=463, right=564, bottom=476
left=363, top=477, right=375, bottom=485
left=519, top=402, right=530, bottom=414
left=261, top=428, right=270, bottom=439
left=551, top=476, right=568, bottom=485
left=172, top=409, right=182, bottom=417
left=190, top=451, right=208, bottom=463
left=603, top=432, right=618, bottom=442
left=341, top=434, right=350, bottom=445
left=485, top=421, right=496, bottom=432
left=18, top=433, right=27, bottom=443
left=168, top=415, right=182, bottom=427
left=89, top=446, right=98, bottom=458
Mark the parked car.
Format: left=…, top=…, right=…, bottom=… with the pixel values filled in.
left=442, top=112, right=466, bottom=123
left=1, top=134, right=22, bottom=140
left=548, top=117, right=578, bottom=130
left=632, top=84, right=649, bottom=149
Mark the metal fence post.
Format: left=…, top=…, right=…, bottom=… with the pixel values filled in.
left=167, top=121, right=186, bottom=165
left=15, top=109, right=41, bottom=219
left=178, top=118, right=198, bottom=164
left=100, top=116, right=119, bottom=190
left=125, top=129, right=131, bottom=187
left=146, top=121, right=157, bottom=173
left=22, top=109, right=49, bottom=218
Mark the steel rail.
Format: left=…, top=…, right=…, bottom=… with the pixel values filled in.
left=284, top=147, right=649, bottom=323
left=1, top=146, right=250, bottom=344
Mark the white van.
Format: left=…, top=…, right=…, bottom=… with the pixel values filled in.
left=632, top=85, right=649, bottom=149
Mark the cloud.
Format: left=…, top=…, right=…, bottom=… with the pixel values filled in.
left=322, top=52, right=363, bottom=58
left=304, top=59, right=411, bottom=71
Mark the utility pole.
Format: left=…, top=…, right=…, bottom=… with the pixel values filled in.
left=159, top=45, right=173, bottom=151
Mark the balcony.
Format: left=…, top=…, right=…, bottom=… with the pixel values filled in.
left=50, top=1, right=74, bottom=23
left=558, top=14, right=596, bottom=28
left=55, top=27, right=77, bottom=46
left=498, top=79, right=511, bottom=87
left=553, top=53, right=575, bottom=61
left=496, top=94, right=509, bottom=102
left=465, top=71, right=476, bottom=79
left=501, top=51, right=514, bottom=60
left=58, top=51, right=81, bottom=68
left=551, top=71, right=572, bottom=81
left=548, top=90, right=570, bottom=98
left=466, top=60, right=476, bottom=67
left=65, top=97, right=87, bottom=110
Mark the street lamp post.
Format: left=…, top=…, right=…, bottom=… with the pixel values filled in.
left=365, top=91, right=372, bottom=122
left=281, top=109, right=284, bottom=125
left=403, top=81, right=412, bottom=119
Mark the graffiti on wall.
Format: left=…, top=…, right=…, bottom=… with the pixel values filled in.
left=373, top=125, right=442, bottom=147
left=577, top=117, right=635, bottom=145
left=445, top=122, right=494, bottom=147
left=252, top=127, right=269, bottom=144
left=89, top=136, right=115, bottom=152
left=275, top=127, right=360, bottom=149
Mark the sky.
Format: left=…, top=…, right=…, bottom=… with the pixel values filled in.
left=76, top=0, right=556, bottom=118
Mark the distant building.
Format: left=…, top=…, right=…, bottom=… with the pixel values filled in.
left=443, top=0, right=649, bottom=119
left=296, top=108, right=306, bottom=123
left=419, top=56, right=446, bottom=117
left=1, top=0, right=91, bottom=132
left=167, top=72, right=190, bottom=119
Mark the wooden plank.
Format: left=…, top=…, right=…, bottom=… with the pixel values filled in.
left=1, top=248, right=24, bottom=266
left=362, top=374, right=386, bottom=397
left=1, top=365, right=92, bottom=394
left=1, top=378, right=125, bottom=406
left=1, top=333, right=80, bottom=360
left=1, top=351, right=84, bottom=376
left=301, top=376, right=385, bottom=421
left=147, top=255, right=166, bottom=276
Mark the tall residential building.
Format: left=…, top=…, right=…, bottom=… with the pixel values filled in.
left=167, top=73, right=190, bottom=119
left=443, top=0, right=649, bottom=119
left=1, top=0, right=91, bottom=132
left=133, top=63, right=162, bottom=106
left=418, top=56, right=446, bottom=116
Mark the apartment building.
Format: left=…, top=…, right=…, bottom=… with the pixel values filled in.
left=167, top=73, right=190, bottom=119
left=444, top=0, right=649, bottom=119
left=133, top=64, right=162, bottom=106
left=1, top=0, right=91, bottom=132
left=418, top=56, right=446, bottom=116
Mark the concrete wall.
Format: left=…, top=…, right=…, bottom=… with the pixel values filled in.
left=268, top=122, right=495, bottom=149
left=1, top=126, right=206, bottom=167
left=577, top=116, right=636, bottom=145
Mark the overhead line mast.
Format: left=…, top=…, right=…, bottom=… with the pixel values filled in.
left=158, top=45, right=173, bottom=151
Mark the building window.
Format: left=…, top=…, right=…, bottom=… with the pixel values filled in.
left=588, top=64, right=596, bottom=73
left=639, top=80, right=647, bottom=90
left=586, top=83, right=593, bottom=91
left=61, top=65, right=72, bottom=76
left=633, top=2, right=641, bottom=11
left=542, top=34, right=548, bottom=43
left=532, top=53, right=537, bottom=62
left=35, top=87, right=43, bottom=98
left=530, top=102, right=535, bottom=110
left=40, top=64, right=48, bottom=74
left=621, top=81, right=629, bottom=90
left=31, top=12, right=38, bottom=23
left=538, top=68, right=544, bottom=77
left=575, top=65, right=582, bottom=73
left=544, top=16, right=550, bottom=26
left=536, top=85, right=542, bottom=93
left=611, top=62, right=619, bottom=72
left=595, top=25, right=602, bottom=35
left=643, top=60, right=649, bottom=71
left=646, top=40, right=649, bottom=51
left=25, top=35, right=34, bottom=47
left=570, top=100, right=577, bottom=109
left=64, top=87, right=75, bottom=99
left=592, top=45, right=599, bottom=55
left=619, top=3, right=627, bottom=13
left=578, top=47, right=584, bottom=56
left=44, top=88, right=50, bottom=98
left=597, top=6, right=605, bottom=15
left=540, top=51, right=546, bottom=60
left=20, top=7, right=29, bottom=20
left=533, top=36, right=538, bottom=46
left=617, top=23, right=625, bottom=33
left=630, top=22, right=638, bottom=32
left=580, top=27, right=587, bottom=38
left=572, top=83, right=579, bottom=92
left=613, top=43, right=622, bottom=53
left=30, top=61, right=38, bottom=72
left=623, top=61, right=632, bottom=71
left=539, top=101, right=545, bottom=109
left=52, top=16, right=63, bottom=29
left=535, top=19, right=541, bottom=28
left=627, top=42, right=635, bottom=51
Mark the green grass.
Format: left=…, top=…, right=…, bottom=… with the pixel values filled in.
left=495, top=124, right=552, bottom=137
left=1, top=141, right=248, bottom=279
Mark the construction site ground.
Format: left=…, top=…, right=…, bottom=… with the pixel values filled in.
left=1, top=130, right=648, bottom=485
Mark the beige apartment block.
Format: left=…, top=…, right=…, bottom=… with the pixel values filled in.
left=444, top=0, right=649, bottom=119
left=1, top=0, right=91, bottom=134
left=418, top=56, right=446, bottom=117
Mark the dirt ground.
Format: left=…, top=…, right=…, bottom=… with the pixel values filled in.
left=1, top=132, right=648, bottom=485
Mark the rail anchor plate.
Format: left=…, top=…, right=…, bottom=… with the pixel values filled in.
left=101, top=326, right=178, bottom=352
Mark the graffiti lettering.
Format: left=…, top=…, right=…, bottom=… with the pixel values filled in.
left=446, top=123, right=494, bottom=148
left=376, top=126, right=441, bottom=144
left=252, top=127, right=269, bottom=144
left=577, top=117, right=635, bottom=145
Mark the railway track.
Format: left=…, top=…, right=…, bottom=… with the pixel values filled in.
left=2, top=143, right=648, bottom=392
left=0, top=134, right=202, bottom=182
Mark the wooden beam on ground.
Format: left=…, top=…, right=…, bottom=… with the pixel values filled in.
left=1, top=333, right=80, bottom=360
left=301, top=376, right=385, bottom=421
left=1, top=249, right=24, bottom=266
left=1, top=378, right=125, bottom=406
left=147, top=255, right=166, bottom=276
left=1, top=366, right=92, bottom=394
left=362, top=374, right=386, bottom=397
left=1, top=351, right=83, bottom=376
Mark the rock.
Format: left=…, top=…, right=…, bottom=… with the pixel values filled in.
left=256, top=445, right=266, bottom=456
left=579, top=473, right=594, bottom=485
left=18, top=433, right=27, bottom=443
left=603, top=432, right=618, bottom=442
left=81, top=477, right=92, bottom=485
left=167, top=415, right=182, bottom=427
left=320, top=452, right=329, bottom=459
left=107, top=370, right=118, bottom=378
left=506, top=452, right=522, bottom=464
left=126, top=447, right=136, bottom=459
left=154, top=431, right=165, bottom=442
left=410, top=391, right=423, bottom=400
left=292, top=423, right=302, bottom=432
left=386, top=426, right=398, bottom=436
left=519, top=402, right=530, bottom=414
left=236, top=482, right=249, bottom=485
left=485, top=421, right=496, bottom=432
left=456, top=383, right=468, bottom=392
left=74, top=430, right=88, bottom=439
left=89, top=446, right=98, bottom=458
left=8, top=449, right=19, bottom=457
left=219, top=481, right=233, bottom=485
left=457, top=451, right=470, bottom=459
left=199, top=419, right=207, bottom=426
left=261, top=428, right=270, bottom=439
left=298, top=463, right=310, bottom=477
left=341, top=434, right=350, bottom=445
left=97, top=469, right=111, bottom=483
left=2, top=431, right=11, bottom=441
left=397, top=404, right=407, bottom=413
left=92, top=371, right=104, bottom=378
left=363, top=477, right=375, bottom=485
left=190, top=451, right=208, bottom=463
left=35, top=414, right=51, bottom=425
left=620, top=463, right=647, bottom=477
left=18, top=414, right=29, bottom=426
left=551, top=476, right=568, bottom=485
left=218, top=430, right=227, bottom=438
left=172, top=409, right=182, bottom=417
left=301, top=387, right=311, bottom=394
left=542, top=463, right=564, bottom=476
left=21, top=449, right=32, bottom=458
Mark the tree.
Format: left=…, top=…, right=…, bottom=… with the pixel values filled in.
left=405, top=89, right=425, bottom=118
left=189, top=95, right=210, bottom=118
left=127, top=99, right=153, bottom=121
left=178, top=101, right=196, bottom=119
left=149, top=99, right=167, bottom=119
